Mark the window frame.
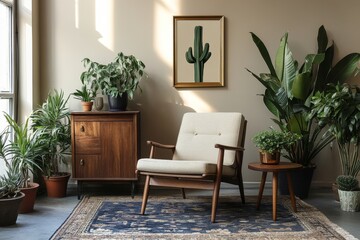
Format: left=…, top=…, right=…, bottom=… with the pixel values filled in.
left=0, top=0, right=17, bottom=123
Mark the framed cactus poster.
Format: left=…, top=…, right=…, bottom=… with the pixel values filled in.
left=173, top=16, right=225, bottom=88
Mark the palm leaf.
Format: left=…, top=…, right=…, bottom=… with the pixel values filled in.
left=326, top=53, right=360, bottom=84
left=275, top=33, right=288, bottom=81
left=250, top=32, right=277, bottom=77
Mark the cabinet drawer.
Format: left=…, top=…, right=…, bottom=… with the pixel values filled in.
left=74, top=155, right=104, bottom=178
left=74, top=122, right=101, bottom=154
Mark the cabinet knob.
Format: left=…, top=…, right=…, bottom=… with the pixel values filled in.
left=80, top=159, right=84, bottom=166
left=80, top=126, right=85, bottom=132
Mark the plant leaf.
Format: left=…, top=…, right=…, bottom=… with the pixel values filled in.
left=326, top=53, right=360, bottom=84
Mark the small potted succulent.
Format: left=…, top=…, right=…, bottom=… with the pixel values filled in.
left=252, top=129, right=301, bottom=164
left=336, top=175, right=360, bottom=212
left=72, top=84, right=96, bottom=111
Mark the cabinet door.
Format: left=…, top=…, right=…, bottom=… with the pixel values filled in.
left=75, top=155, right=104, bottom=178
left=74, top=122, right=101, bottom=154
left=101, top=120, right=136, bottom=178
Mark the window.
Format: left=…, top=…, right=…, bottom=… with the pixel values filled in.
left=0, top=0, right=16, bottom=132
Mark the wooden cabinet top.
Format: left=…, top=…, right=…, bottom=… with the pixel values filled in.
left=71, top=111, right=139, bottom=116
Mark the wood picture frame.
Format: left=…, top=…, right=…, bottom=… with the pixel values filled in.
left=173, top=16, right=225, bottom=88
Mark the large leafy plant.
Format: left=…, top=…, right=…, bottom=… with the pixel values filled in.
left=247, top=25, right=360, bottom=166
left=0, top=113, right=43, bottom=188
left=310, top=83, right=360, bottom=177
left=31, top=90, right=71, bottom=177
left=81, top=52, right=146, bottom=99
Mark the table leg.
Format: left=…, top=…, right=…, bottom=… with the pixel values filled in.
left=272, top=172, right=278, bottom=221
left=256, top=172, right=267, bottom=210
left=286, top=172, right=297, bottom=212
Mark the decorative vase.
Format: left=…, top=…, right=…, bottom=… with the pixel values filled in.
left=338, top=189, right=360, bottom=212
left=81, top=101, right=93, bottom=112
left=43, top=173, right=70, bottom=198
left=0, top=192, right=25, bottom=226
left=279, top=165, right=316, bottom=199
left=108, top=93, right=128, bottom=111
left=259, top=151, right=280, bottom=165
left=19, top=182, right=39, bottom=213
left=94, top=96, right=104, bottom=111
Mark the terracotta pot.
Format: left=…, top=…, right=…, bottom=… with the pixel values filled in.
left=0, top=192, right=25, bottom=226
left=259, top=151, right=280, bottom=165
left=81, top=101, right=93, bottom=112
left=19, top=182, right=39, bottom=213
left=43, top=173, right=70, bottom=198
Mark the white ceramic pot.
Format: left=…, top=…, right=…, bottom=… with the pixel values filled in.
left=338, top=189, right=360, bottom=212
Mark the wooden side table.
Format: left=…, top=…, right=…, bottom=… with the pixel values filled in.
left=248, top=162, right=302, bottom=221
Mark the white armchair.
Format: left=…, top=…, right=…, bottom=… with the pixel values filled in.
left=136, top=112, right=247, bottom=222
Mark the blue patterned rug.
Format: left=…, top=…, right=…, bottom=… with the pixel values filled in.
left=51, top=195, right=356, bottom=240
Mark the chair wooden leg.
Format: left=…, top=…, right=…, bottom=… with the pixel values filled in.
left=211, top=179, right=222, bottom=223
left=181, top=188, right=186, bottom=199
left=237, top=171, right=245, bottom=204
left=140, top=175, right=151, bottom=215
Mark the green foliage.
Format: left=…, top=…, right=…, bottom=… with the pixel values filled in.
left=0, top=165, right=22, bottom=199
left=72, top=84, right=96, bottom=102
left=31, top=90, right=71, bottom=177
left=81, top=52, right=146, bottom=99
left=252, top=129, right=301, bottom=154
left=185, top=26, right=212, bottom=83
left=336, top=175, right=359, bottom=191
left=247, top=25, right=360, bottom=166
left=310, top=83, right=360, bottom=177
left=1, top=113, right=43, bottom=188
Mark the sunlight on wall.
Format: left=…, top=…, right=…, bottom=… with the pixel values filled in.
left=75, top=0, right=79, bottom=28
left=154, top=0, right=214, bottom=113
left=95, top=0, right=114, bottom=51
left=154, top=0, right=175, bottom=66
left=179, top=91, right=213, bottom=112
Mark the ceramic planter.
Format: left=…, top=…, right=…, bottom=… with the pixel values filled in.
left=338, top=189, right=360, bottom=212
left=0, top=192, right=25, bottom=226
left=108, top=93, right=128, bottom=111
left=259, top=151, right=280, bottom=165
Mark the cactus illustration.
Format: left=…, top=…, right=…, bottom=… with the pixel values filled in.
left=185, top=26, right=211, bottom=83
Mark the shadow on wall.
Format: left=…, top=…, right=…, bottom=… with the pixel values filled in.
left=129, top=75, right=195, bottom=160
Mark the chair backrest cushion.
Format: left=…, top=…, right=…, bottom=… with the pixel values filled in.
left=172, top=112, right=244, bottom=166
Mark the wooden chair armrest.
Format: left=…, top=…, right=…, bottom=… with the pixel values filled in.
left=215, top=143, right=244, bottom=152
left=147, top=141, right=175, bottom=150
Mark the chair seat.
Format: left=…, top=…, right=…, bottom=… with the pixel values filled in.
left=137, top=158, right=236, bottom=176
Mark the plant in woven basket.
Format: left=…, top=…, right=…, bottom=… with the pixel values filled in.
left=336, top=175, right=359, bottom=191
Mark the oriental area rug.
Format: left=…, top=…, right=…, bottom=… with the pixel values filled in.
left=51, top=195, right=357, bottom=240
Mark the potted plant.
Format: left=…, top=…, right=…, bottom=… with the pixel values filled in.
left=0, top=161, right=24, bottom=226
left=252, top=129, right=301, bottom=164
left=0, top=113, right=44, bottom=213
left=310, top=83, right=360, bottom=200
left=336, top=175, right=360, bottom=212
left=72, top=84, right=96, bottom=111
left=80, top=52, right=146, bottom=111
left=31, top=90, right=71, bottom=198
left=247, top=25, right=360, bottom=198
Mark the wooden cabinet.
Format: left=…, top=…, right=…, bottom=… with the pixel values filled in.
left=71, top=111, right=140, bottom=198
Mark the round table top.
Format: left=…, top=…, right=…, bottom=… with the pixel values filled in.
left=248, top=162, right=302, bottom=172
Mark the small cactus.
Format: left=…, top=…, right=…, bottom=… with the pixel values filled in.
left=185, top=26, right=211, bottom=83
left=336, top=175, right=359, bottom=191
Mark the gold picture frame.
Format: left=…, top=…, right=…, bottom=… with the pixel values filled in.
left=173, top=16, right=225, bottom=88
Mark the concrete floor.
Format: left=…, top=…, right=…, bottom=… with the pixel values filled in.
left=1, top=184, right=359, bottom=240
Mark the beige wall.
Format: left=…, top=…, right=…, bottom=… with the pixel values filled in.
left=38, top=0, right=360, bottom=185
